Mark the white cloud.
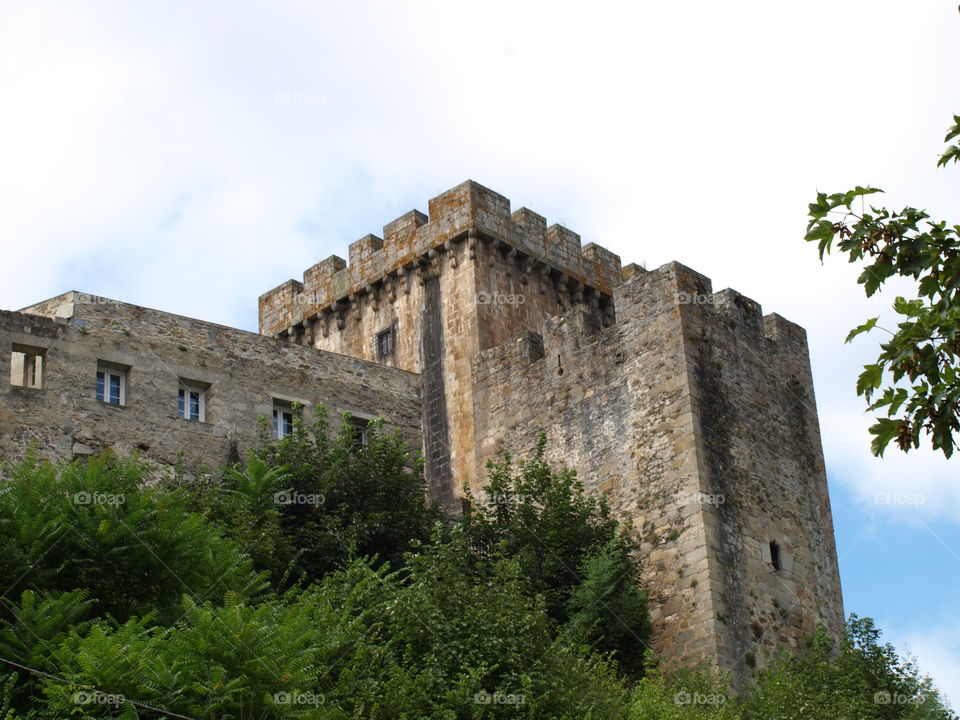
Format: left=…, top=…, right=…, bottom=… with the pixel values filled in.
left=888, top=614, right=960, bottom=711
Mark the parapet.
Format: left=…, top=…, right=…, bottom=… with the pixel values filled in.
left=19, top=291, right=81, bottom=320
left=259, top=180, right=624, bottom=336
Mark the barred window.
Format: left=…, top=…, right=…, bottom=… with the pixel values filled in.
left=376, top=325, right=396, bottom=359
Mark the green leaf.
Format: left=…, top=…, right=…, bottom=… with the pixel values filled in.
left=845, top=317, right=878, bottom=343
left=856, top=364, right=884, bottom=397
left=944, top=115, right=960, bottom=143
left=938, top=144, right=960, bottom=168
left=869, top=418, right=901, bottom=457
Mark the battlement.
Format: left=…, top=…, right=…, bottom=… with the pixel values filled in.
left=258, top=180, right=623, bottom=336
left=474, top=262, right=808, bottom=374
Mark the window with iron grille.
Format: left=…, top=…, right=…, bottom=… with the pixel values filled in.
left=375, top=325, right=396, bottom=359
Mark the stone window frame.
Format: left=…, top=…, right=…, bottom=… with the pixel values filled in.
left=272, top=400, right=295, bottom=439
left=340, top=409, right=377, bottom=448
left=9, top=343, right=47, bottom=390
left=349, top=416, right=370, bottom=447
left=375, top=323, right=396, bottom=360
left=178, top=379, right=210, bottom=423
left=763, top=539, right=791, bottom=573
left=96, top=361, right=128, bottom=406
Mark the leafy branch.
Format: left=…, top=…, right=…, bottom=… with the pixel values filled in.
left=805, top=114, right=960, bottom=458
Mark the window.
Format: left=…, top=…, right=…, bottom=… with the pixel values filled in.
left=178, top=381, right=207, bottom=422
left=9, top=345, right=45, bottom=389
left=273, top=404, right=294, bottom=439
left=769, top=541, right=782, bottom=571
left=375, top=325, right=396, bottom=359
left=349, top=416, right=370, bottom=447
left=96, top=365, right=126, bottom=405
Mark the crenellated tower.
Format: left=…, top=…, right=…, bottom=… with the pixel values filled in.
left=259, top=180, right=844, bottom=680
left=259, top=180, right=622, bottom=508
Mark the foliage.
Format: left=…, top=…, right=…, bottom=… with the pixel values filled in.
left=171, top=454, right=293, bottom=579
left=0, top=445, right=953, bottom=718
left=628, top=667, right=736, bottom=720
left=33, top=535, right=629, bottom=719
left=566, top=536, right=652, bottom=677
left=375, top=524, right=631, bottom=718
left=250, top=408, right=439, bottom=584
left=740, top=615, right=956, bottom=720
left=462, top=434, right=651, bottom=676
left=0, top=451, right=261, bottom=625
left=805, top=114, right=960, bottom=457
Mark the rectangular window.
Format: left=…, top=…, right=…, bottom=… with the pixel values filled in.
left=349, top=416, right=370, bottom=447
left=769, top=540, right=782, bottom=571
left=273, top=405, right=294, bottom=439
left=9, top=346, right=45, bottom=389
left=375, top=325, right=396, bottom=359
left=178, top=381, right=207, bottom=422
left=96, top=365, right=126, bottom=405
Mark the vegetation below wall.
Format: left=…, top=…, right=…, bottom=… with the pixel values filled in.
left=0, top=417, right=953, bottom=719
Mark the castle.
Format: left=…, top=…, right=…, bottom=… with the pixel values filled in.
left=0, top=180, right=843, bottom=682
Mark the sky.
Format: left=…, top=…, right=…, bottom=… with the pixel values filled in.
left=1, top=0, right=958, bottom=706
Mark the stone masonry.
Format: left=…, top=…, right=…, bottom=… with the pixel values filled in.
left=0, top=292, right=421, bottom=468
left=1, top=180, right=844, bottom=684
left=259, top=180, right=844, bottom=681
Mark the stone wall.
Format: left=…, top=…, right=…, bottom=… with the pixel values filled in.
left=262, top=180, right=622, bottom=505
left=0, top=178, right=847, bottom=681
left=257, top=180, right=844, bottom=679
left=470, top=262, right=844, bottom=683
left=258, top=180, right=622, bottom=341
left=680, top=282, right=845, bottom=679
left=0, top=292, right=422, bottom=470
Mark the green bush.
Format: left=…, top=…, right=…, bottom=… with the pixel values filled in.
left=252, top=409, right=439, bottom=584
left=0, top=442, right=953, bottom=720
left=0, top=452, right=261, bottom=625
left=741, top=616, right=956, bottom=720
left=463, top=434, right=652, bottom=677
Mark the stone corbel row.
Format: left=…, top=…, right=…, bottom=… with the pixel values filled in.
left=279, top=232, right=475, bottom=342
left=274, top=229, right=617, bottom=344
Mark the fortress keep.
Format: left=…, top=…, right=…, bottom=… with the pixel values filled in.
left=2, top=180, right=843, bottom=681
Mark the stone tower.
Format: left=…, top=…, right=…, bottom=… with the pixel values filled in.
left=259, top=180, right=844, bottom=680
left=260, top=180, right=621, bottom=508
